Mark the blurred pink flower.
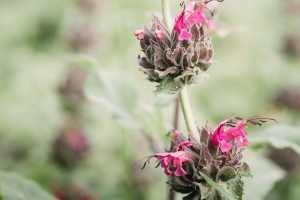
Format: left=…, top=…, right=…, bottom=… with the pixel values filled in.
left=134, top=30, right=144, bottom=40
left=187, top=4, right=212, bottom=29
left=154, top=29, right=163, bottom=40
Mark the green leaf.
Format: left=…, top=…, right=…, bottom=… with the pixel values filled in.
left=76, top=55, right=141, bottom=129
left=224, top=174, right=244, bottom=200
left=242, top=150, right=285, bottom=200
left=193, top=182, right=214, bottom=199
left=0, top=171, right=56, bottom=200
left=216, top=167, right=237, bottom=182
left=154, top=75, right=185, bottom=95
left=249, top=125, right=300, bottom=154
left=199, top=172, right=238, bottom=200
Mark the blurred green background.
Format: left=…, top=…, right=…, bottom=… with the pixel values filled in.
left=0, top=0, right=300, bottom=199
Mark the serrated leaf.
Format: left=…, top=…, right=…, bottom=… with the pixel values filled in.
left=249, top=125, right=300, bottom=154
left=0, top=171, right=57, bottom=200
left=199, top=172, right=238, bottom=200
left=154, top=75, right=185, bottom=95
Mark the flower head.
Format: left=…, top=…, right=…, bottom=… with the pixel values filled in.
left=135, top=126, right=256, bottom=199
left=134, top=1, right=221, bottom=95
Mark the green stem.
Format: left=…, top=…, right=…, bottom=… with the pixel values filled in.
left=161, top=0, right=173, bottom=31
left=179, top=87, right=199, bottom=139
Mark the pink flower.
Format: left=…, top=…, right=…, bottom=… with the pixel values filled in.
left=154, top=29, right=163, bottom=40
left=225, top=120, right=249, bottom=148
left=187, top=4, right=212, bottom=29
left=174, top=1, right=212, bottom=40
left=134, top=30, right=144, bottom=40
left=211, top=117, right=275, bottom=152
left=139, top=137, right=192, bottom=176
left=211, top=118, right=233, bottom=152
left=173, top=130, right=179, bottom=141
left=174, top=9, right=191, bottom=40
left=154, top=151, right=190, bottom=176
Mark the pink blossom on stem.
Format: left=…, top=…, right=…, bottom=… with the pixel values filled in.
left=174, top=1, right=213, bottom=40
left=174, top=10, right=190, bottom=40
left=187, top=4, right=212, bottom=29
left=225, top=120, right=249, bottom=148
left=154, top=151, right=190, bottom=176
left=173, top=130, right=179, bottom=141
left=140, top=140, right=192, bottom=176
left=211, top=117, right=252, bottom=152
left=211, top=118, right=233, bottom=152
left=154, top=29, right=163, bottom=40
left=134, top=30, right=144, bottom=40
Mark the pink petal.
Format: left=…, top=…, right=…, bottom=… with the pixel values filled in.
left=154, top=152, right=171, bottom=159
left=185, top=1, right=196, bottom=18
left=173, top=158, right=187, bottom=176
left=171, top=151, right=189, bottom=162
left=134, top=30, right=144, bottom=40
left=206, top=20, right=212, bottom=29
left=178, top=141, right=193, bottom=149
left=179, top=30, right=192, bottom=40
left=164, top=166, right=173, bottom=175
left=220, top=141, right=233, bottom=152
left=237, top=136, right=249, bottom=147
left=211, top=123, right=226, bottom=146
left=154, top=29, right=163, bottom=40
left=161, top=156, right=171, bottom=168
left=174, top=11, right=187, bottom=33
left=173, top=130, right=179, bottom=141
left=187, top=4, right=206, bottom=24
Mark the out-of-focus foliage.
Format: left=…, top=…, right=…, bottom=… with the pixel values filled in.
left=0, top=0, right=300, bottom=199
left=0, top=171, right=56, bottom=200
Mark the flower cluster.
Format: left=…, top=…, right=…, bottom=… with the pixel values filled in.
left=174, top=2, right=212, bottom=40
left=141, top=117, right=273, bottom=199
left=134, top=1, right=216, bottom=95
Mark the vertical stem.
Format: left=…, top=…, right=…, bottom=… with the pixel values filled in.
left=179, top=87, right=199, bottom=140
left=161, top=0, right=173, bottom=31
left=173, top=97, right=180, bottom=130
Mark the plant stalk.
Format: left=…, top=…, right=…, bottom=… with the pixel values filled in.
left=179, top=87, right=199, bottom=139
left=161, top=0, right=173, bottom=31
